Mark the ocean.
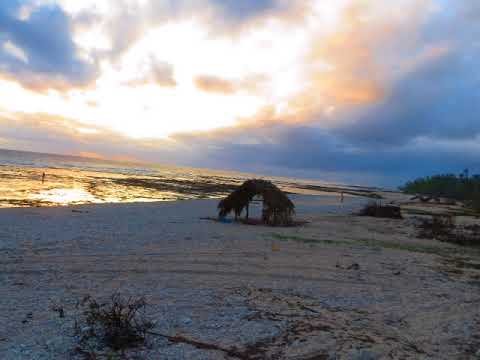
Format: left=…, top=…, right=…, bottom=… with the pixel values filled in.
left=0, top=149, right=354, bottom=208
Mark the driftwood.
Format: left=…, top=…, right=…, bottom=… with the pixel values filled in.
left=410, top=195, right=433, bottom=203
left=410, top=195, right=457, bottom=205
left=148, top=331, right=250, bottom=359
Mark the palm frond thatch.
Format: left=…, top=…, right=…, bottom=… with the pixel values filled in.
left=218, top=179, right=295, bottom=226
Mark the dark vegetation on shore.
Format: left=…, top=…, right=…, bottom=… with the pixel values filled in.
left=111, top=177, right=241, bottom=198
left=400, top=170, right=480, bottom=246
left=358, top=202, right=403, bottom=219
left=417, top=215, right=480, bottom=247
left=292, top=184, right=383, bottom=199
left=401, top=169, right=480, bottom=211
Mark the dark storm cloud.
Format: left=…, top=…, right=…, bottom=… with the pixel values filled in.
left=170, top=123, right=480, bottom=187
left=0, top=1, right=97, bottom=91
left=332, top=0, right=480, bottom=149
left=208, top=50, right=480, bottom=185
left=336, top=49, right=480, bottom=147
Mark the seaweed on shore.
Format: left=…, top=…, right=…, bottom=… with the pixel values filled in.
left=111, top=177, right=240, bottom=198
left=417, top=215, right=480, bottom=246
left=292, top=183, right=383, bottom=199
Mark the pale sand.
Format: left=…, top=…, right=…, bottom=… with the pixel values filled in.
left=1, top=194, right=480, bottom=359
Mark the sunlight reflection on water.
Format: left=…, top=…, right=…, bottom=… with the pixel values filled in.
left=0, top=164, right=246, bottom=208
left=30, top=188, right=99, bottom=205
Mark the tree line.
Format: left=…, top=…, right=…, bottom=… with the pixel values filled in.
left=400, top=169, right=480, bottom=211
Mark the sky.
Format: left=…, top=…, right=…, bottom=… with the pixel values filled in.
left=0, top=0, right=479, bottom=187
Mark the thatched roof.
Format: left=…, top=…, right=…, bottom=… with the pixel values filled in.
left=218, top=179, right=295, bottom=226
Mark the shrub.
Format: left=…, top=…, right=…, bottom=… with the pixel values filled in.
left=77, top=293, right=155, bottom=352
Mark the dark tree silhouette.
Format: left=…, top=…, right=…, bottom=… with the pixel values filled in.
left=401, top=170, right=480, bottom=211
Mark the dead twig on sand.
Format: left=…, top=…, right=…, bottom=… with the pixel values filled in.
left=148, top=331, right=267, bottom=360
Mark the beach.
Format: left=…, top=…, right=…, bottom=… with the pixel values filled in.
left=1, top=193, right=480, bottom=359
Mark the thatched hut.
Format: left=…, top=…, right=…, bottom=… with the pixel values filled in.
left=218, top=179, right=295, bottom=226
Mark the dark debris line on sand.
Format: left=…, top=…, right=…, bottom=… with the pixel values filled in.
left=147, top=332, right=267, bottom=360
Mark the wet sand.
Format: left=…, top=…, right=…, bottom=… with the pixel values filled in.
left=1, top=194, right=480, bottom=359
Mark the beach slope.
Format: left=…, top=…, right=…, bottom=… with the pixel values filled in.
left=1, top=194, right=479, bottom=359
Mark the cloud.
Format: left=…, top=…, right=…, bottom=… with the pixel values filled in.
left=168, top=0, right=480, bottom=186
left=334, top=1, right=480, bottom=147
left=195, top=75, right=236, bottom=94
left=0, top=0, right=98, bottom=91
left=281, top=0, right=435, bottom=127
left=126, top=57, right=176, bottom=87
left=0, top=111, right=173, bottom=161
left=2, top=0, right=480, bottom=187
left=69, top=0, right=302, bottom=63
left=336, top=53, right=480, bottom=147
left=194, top=74, right=267, bottom=95
left=167, top=119, right=480, bottom=187
left=210, top=0, right=282, bottom=21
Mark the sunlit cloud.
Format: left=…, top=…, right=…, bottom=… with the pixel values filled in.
left=194, top=74, right=267, bottom=95
left=3, top=40, right=29, bottom=63
left=195, top=75, right=237, bottom=94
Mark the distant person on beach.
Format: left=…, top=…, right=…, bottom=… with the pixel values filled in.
left=340, top=191, right=344, bottom=203
left=42, top=172, right=46, bottom=184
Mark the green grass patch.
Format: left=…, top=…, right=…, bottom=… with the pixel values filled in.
left=403, top=208, right=478, bottom=218
left=403, top=208, right=439, bottom=216
left=268, top=233, right=351, bottom=246
left=354, top=238, right=450, bottom=255
left=266, top=233, right=472, bottom=256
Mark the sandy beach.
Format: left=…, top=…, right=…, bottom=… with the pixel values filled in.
left=1, top=193, right=480, bottom=359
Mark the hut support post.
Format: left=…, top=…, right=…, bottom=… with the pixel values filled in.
left=246, top=202, right=249, bottom=220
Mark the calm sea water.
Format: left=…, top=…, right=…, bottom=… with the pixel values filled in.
left=0, top=149, right=346, bottom=208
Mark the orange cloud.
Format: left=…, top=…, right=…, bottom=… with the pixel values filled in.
left=77, top=151, right=105, bottom=160
left=0, top=111, right=181, bottom=163
left=194, top=74, right=267, bottom=95
left=281, top=0, right=432, bottom=125
left=0, top=72, right=92, bottom=94
left=1, top=112, right=124, bottom=146
left=195, top=75, right=236, bottom=94
left=305, top=5, right=384, bottom=105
